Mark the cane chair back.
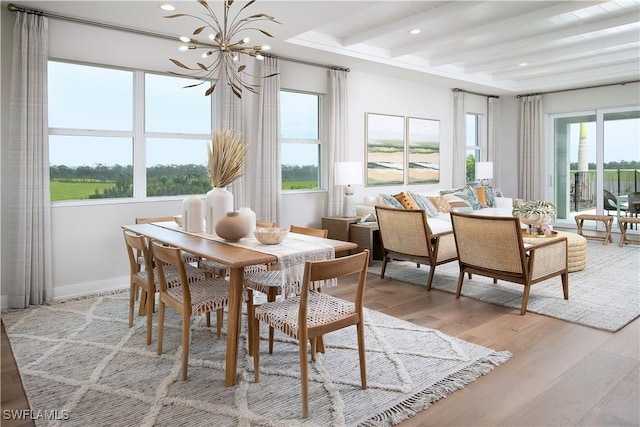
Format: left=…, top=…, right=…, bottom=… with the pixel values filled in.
left=245, top=224, right=329, bottom=354
left=123, top=230, right=205, bottom=345
left=375, top=206, right=458, bottom=290
left=450, top=212, right=569, bottom=315
left=151, top=240, right=234, bottom=380
left=251, top=250, right=370, bottom=418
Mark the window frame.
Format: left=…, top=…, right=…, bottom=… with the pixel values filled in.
left=48, top=60, right=215, bottom=205
left=465, top=113, right=485, bottom=184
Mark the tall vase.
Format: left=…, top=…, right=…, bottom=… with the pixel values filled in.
left=182, top=196, right=203, bottom=232
left=205, top=187, right=233, bottom=235
left=237, top=207, right=256, bottom=237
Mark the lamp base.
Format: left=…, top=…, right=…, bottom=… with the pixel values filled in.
left=342, top=193, right=357, bottom=217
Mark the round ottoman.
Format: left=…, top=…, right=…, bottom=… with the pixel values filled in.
left=523, top=230, right=587, bottom=273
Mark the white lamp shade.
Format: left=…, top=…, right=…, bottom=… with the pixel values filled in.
left=475, top=161, right=494, bottom=180
left=334, top=161, right=363, bottom=186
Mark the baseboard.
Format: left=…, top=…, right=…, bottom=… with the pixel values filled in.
left=1, top=276, right=129, bottom=310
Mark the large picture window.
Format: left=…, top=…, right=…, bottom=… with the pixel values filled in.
left=280, top=90, right=321, bottom=191
left=48, top=61, right=213, bottom=202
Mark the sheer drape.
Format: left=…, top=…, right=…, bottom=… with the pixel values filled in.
left=487, top=97, right=501, bottom=188
left=7, top=12, right=52, bottom=308
left=253, top=57, right=282, bottom=225
left=452, top=90, right=466, bottom=188
left=326, top=69, right=349, bottom=217
left=219, top=69, right=245, bottom=208
left=518, top=95, right=543, bottom=201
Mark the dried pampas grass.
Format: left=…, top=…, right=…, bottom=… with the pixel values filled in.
left=207, top=129, right=248, bottom=188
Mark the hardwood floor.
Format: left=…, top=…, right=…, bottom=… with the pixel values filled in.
left=2, top=271, right=638, bottom=426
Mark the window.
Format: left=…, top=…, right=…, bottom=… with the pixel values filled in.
left=465, top=113, right=481, bottom=183
left=48, top=61, right=212, bottom=202
left=280, top=90, right=321, bottom=190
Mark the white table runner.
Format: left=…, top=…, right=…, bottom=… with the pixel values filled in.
left=152, top=222, right=336, bottom=293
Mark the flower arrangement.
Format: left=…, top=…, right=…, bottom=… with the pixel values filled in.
left=512, top=200, right=556, bottom=227
left=207, top=129, right=248, bottom=188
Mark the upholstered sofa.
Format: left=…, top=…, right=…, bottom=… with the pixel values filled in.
left=356, top=185, right=514, bottom=234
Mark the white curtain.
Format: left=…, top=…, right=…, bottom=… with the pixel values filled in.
left=452, top=90, right=466, bottom=188
left=518, top=95, right=543, bottom=201
left=219, top=69, right=245, bottom=209
left=326, top=69, right=349, bottom=217
left=253, top=57, right=282, bottom=225
left=487, top=96, right=501, bottom=188
left=7, top=12, right=52, bottom=308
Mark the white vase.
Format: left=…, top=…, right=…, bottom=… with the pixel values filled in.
left=237, top=207, right=256, bottom=237
left=205, top=187, right=234, bottom=235
left=182, top=196, right=203, bottom=232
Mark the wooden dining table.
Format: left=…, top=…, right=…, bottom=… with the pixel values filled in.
left=121, top=222, right=357, bottom=386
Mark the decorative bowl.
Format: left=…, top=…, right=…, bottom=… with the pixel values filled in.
left=173, top=215, right=183, bottom=227
left=253, top=227, right=288, bottom=245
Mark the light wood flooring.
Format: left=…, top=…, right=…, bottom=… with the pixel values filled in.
left=2, top=271, right=638, bottom=426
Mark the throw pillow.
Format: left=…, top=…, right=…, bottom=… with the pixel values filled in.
left=409, top=191, right=440, bottom=218
left=460, top=185, right=483, bottom=210
left=428, top=195, right=452, bottom=213
left=393, top=192, right=419, bottom=210
left=475, top=187, right=489, bottom=208
left=484, top=186, right=497, bottom=207
left=443, top=193, right=472, bottom=209
left=379, top=194, right=404, bottom=209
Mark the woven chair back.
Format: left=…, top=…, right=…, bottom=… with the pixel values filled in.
left=375, top=207, right=431, bottom=258
left=450, top=212, right=526, bottom=275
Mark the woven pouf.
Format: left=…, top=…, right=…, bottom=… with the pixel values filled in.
left=523, top=231, right=587, bottom=273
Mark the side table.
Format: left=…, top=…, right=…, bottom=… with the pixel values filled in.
left=349, top=222, right=382, bottom=265
left=322, top=216, right=360, bottom=257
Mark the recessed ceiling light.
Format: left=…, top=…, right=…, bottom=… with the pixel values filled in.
left=160, top=4, right=175, bottom=11
left=409, top=29, right=421, bottom=35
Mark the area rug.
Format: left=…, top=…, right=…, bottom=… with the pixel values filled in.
left=2, top=294, right=510, bottom=426
left=369, top=240, right=640, bottom=332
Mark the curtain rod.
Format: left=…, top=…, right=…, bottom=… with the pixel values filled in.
left=7, top=3, right=350, bottom=73
left=517, top=80, right=640, bottom=98
left=452, top=88, right=499, bottom=99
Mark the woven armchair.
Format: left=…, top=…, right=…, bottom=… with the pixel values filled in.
left=375, top=206, right=458, bottom=290
left=450, top=212, right=569, bottom=315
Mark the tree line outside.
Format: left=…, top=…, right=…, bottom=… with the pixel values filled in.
left=50, top=163, right=319, bottom=201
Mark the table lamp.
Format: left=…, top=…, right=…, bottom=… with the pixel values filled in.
left=335, top=161, right=363, bottom=217
left=475, top=161, right=493, bottom=186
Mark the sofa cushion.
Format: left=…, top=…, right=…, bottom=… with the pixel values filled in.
left=428, top=195, right=452, bottom=213
left=393, top=192, right=419, bottom=210
left=475, top=187, right=490, bottom=208
left=379, top=194, right=404, bottom=209
left=457, top=185, right=483, bottom=210
left=409, top=192, right=439, bottom=218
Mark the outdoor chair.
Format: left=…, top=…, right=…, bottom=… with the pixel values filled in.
left=603, top=190, right=628, bottom=216
left=450, top=212, right=569, bottom=315
left=250, top=250, right=369, bottom=418
left=375, top=206, right=458, bottom=290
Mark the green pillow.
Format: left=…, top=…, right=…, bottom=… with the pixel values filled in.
left=409, top=192, right=439, bottom=218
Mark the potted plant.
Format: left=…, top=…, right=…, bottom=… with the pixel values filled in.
left=512, top=200, right=556, bottom=234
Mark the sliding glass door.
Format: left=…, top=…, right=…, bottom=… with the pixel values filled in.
left=552, top=106, right=640, bottom=228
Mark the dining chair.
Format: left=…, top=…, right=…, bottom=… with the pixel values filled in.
left=245, top=224, right=329, bottom=355
left=251, top=249, right=369, bottom=418
left=151, top=239, right=235, bottom=381
left=135, top=216, right=200, bottom=264
left=123, top=230, right=206, bottom=345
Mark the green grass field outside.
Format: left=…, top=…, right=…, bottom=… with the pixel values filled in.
left=282, top=180, right=317, bottom=190
left=50, top=180, right=116, bottom=201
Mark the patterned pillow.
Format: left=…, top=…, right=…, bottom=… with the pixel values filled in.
left=409, top=192, right=440, bottom=218
left=460, top=185, right=483, bottom=210
left=475, top=187, right=490, bottom=208
left=379, top=194, right=404, bottom=209
left=443, top=193, right=471, bottom=209
left=393, top=192, right=419, bottom=210
left=484, top=186, right=497, bottom=207
left=428, top=195, right=452, bottom=213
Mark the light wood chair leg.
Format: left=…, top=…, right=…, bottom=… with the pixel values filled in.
left=128, top=284, right=136, bottom=328
left=252, top=316, right=260, bottom=382
left=299, top=335, right=309, bottom=418
left=357, top=321, right=367, bottom=389
left=157, top=301, right=165, bottom=356
left=216, top=309, right=223, bottom=339
left=267, top=289, right=277, bottom=354
left=520, top=285, right=531, bottom=315
left=181, top=313, right=190, bottom=381
left=145, top=289, right=153, bottom=345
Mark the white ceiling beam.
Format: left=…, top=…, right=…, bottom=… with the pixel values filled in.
left=429, top=13, right=639, bottom=66
left=391, top=1, right=607, bottom=58
left=493, top=49, right=640, bottom=80
left=342, top=1, right=479, bottom=47
left=511, top=62, right=640, bottom=89
left=464, top=31, right=640, bottom=73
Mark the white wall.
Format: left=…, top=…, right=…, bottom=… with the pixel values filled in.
left=3, top=7, right=636, bottom=305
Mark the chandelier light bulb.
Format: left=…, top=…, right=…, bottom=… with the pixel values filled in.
left=261, top=45, right=271, bottom=51
left=179, top=36, right=191, bottom=43
left=178, top=45, right=189, bottom=51
left=243, top=37, right=250, bottom=44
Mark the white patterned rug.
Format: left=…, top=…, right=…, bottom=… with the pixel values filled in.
left=2, top=294, right=510, bottom=426
left=369, top=240, right=640, bottom=332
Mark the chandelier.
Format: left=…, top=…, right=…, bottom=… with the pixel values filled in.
left=166, top=0, right=279, bottom=98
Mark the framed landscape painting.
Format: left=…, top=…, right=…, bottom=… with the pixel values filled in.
left=366, top=113, right=405, bottom=186
left=407, top=117, right=440, bottom=184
